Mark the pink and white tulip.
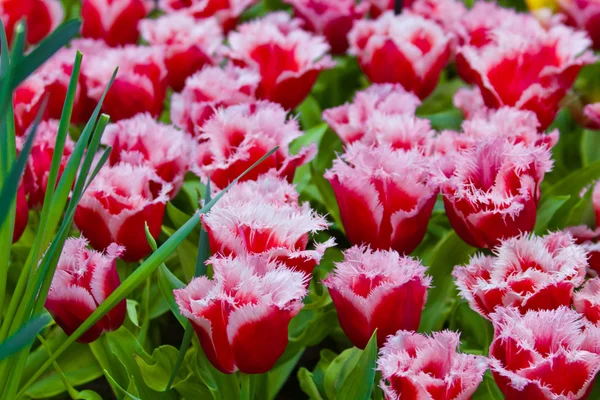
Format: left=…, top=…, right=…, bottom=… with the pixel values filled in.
left=489, top=307, right=600, bottom=399
left=170, top=65, right=260, bottom=136
left=202, top=174, right=333, bottom=277
left=324, top=246, right=431, bottom=348
left=323, top=83, right=421, bottom=145
left=584, top=103, right=600, bottom=130
left=174, top=254, right=307, bottom=374
left=101, top=113, right=193, bottom=198
left=227, top=12, right=335, bottom=110
left=139, top=14, right=223, bottom=92
left=325, top=144, right=438, bottom=254
left=282, top=0, right=368, bottom=54
left=74, top=163, right=171, bottom=262
left=0, top=0, right=63, bottom=46
left=348, top=12, right=451, bottom=99
left=559, top=0, right=600, bottom=49
left=45, top=238, right=126, bottom=343
left=193, top=101, right=316, bottom=189
left=574, top=278, right=600, bottom=324
left=439, top=138, right=553, bottom=249
left=159, top=0, right=256, bottom=32
left=564, top=225, right=600, bottom=276
left=378, top=331, right=487, bottom=399
left=454, top=232, right=588, bottom=319
left=81, top=0, right=152, bottom=46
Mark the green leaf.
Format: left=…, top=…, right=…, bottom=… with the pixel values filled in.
left=0, top=312, right=50, bottom=360
left=104, top=370, right=142, bottom=400
left=295, top=97, right=324, bottom=131
left=534, top=195, right=571, bottom=234
left=126, top=300, right=140, bottom=327
left=581, top=130, right=600, bottom=166
left=472, top=371, right=503, bottom=400
left=267, top=348, right=305, bottom=399
left=336, top=331, right=378, bottom=400
left=135, top=345, right=190, bottom=391
left=298, top=368, right=323, bottom=400
left=422, top=109, right=464, bottom=131
left=157, top=265, right=186, bottom=326
left=545, top=159, right=600, bottom=198
left=195, top=180, right=212, bottom=277
left=323, top=348, right=361, bottom=400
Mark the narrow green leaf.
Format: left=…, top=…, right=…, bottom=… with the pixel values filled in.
left=104, top=370, right=143, bottom=400
left=157, top=265, right=186, bottom=326
left=298, top=368, right=323, bottom=400
left=534, top=195, right=570, bottom=234
left=545, top=159, right=600, bottom=197
left=195, top=180, right=212, bottom=277
left=267, top=348, right=305, bottom=399
left=0, top=313, right=51, bottom=360
left=336, top=331, right=378, bottom=400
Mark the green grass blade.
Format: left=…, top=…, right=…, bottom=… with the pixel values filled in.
left=0, top=313, right=51, bottom=360
left=10, top=20, right=81, bottom=89
left=0, top=20, right=10, bottom=75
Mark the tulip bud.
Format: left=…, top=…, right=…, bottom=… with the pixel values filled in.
left=171, top=65, right=260, bottom=136
left=489, top=307, right=600, bottom=399
left=139, top=14, right=223, bottom=92
left=323, top=84, right=422, bottom=146
left=193, top=101, right=316, bottom=189
left=324, top=246, right=431, bottom=348
left=81, top=0, right=152, bottom=47
left=348, top=12, right=451, bottom=99
left=0, top=0, right=63, bottom=46
left=454, top=232, right=587, bottom=319
left=101, top=113, right=194, bottom=199
left=226, top=12, right=335, bottom=110
left=282, top=0, right=369, bottom=54
left=158, top=0, right=257, bottom=32
left=174, top=254, right=307, bottom=374
left=45, top=238, right=126, bottom=343
left=325, top=144, right=438, bottom=254
left=202, top=173, right=333, bottom=277
left=378, top=331, right=488, bottom=399
left=74, top=163, right=171, bottom=262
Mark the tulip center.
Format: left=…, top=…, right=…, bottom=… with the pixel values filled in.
left=350, top=274, right=385, bottom=298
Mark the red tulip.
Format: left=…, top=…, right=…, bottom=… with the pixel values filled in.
left=19, top=120, right=75, bottom=208
left=323, top=83, right=421, bottom=145
left=0, top=0, right=63, bottom=46
left=325, top=144, right=438, bottom=254
left=378, top=331, right=488, bottom=399
left=174, top=254, right=307, bottom=374
left=101, top=113, right=194, bottom=198
left=201, top=173, right=333, bottom=277
left=324, top=246, right=431, bottom=348
left=13, top=185, right=29, bottom=243
left=584, top=103, right=600, bottom=130
left=193, top=101, right=316, bottom=189
left=489, top=307, right=600, bottom=399
left=456, top=21, right=596, bottom=130
left=453, top=232, right=587, bottom=319
left=282, top=0, right=368, bottom=54
left=74, top=163, right=170, bottom=262
left=348, top=12, right=451, bottom=99
left=170, top=65, right=260, bottom=136
left=365, top=0, right=396, bottom=18
left=410, top=0, right=467, bottom=34
left=575, top=278, right=600, bottom=324
left=139, top=13, right=223, bottom=92
left=158, top=0, right=257, bottom=32
left=439, top=138, right=553, bottom=249
left=559, top=0, right=600, bottom=49
left=45, top=238, right=126, bottom=343
left=564, top=225, right=600, bottom=276
left=78, top=41, right=167, bottom=121
left=81, top=0, right=152, bottom=47
left=227, top=12, right=335, bottom=110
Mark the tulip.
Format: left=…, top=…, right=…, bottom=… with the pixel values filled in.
left=158, top=0, right=257, bottom=32
left=282, top=0, right=368, bottom=54
left=558, top=0, right=600, bottom=49
left=348, top=12, right=451, bottom=99
left=78, top=41, right=167, bottom=121
left=410, top=0, right=467, bottom=34
left=584, top=103, right=600, bottom=130
left=101, top=113, right=193, bottom=198
left=453, top=232, right=588, bottom=319
left=378, top=331, right=488, bottom=399
left=74, top=163, right=171, bottom=262
left=19, top=120, right=75, bottom=208
left=226, top=12, right=335, bottom=110
left=574, top=278, right=600, bottom=324
left=325, top=143, right=438, bottom=254
left=81, top=0, right=152, bottom=47
left=139, top=14, right=223, bottom=92
left=439, top=138, right=553, bottom=249
left=489, top=307, right=600, bottom=399
left=0, top=0, right=63, bottom=46
left=364, top=0, right=395, bottom=18
left=324, top=246, right=431, bottom=348
left=323, top=83, right=421, bottom=145
left=170, top=65, right=260, bottom=136
left=564, top=225, right=600, bottom=276
left=193, top=101, right=316, bottom=189
left=174, top=254, right=307, bottom=374
left=453, top=87, right=487, bottom=120
left=456, top=20, right=596, bottom=130
left=201, top=173, right=333, bottom=277
left=45, top=238, right=126, bottom=343
left=13, top=185, right=29, bottom=243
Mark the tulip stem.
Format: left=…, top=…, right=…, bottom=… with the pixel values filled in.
left=239, top=373, right=253, bottom=400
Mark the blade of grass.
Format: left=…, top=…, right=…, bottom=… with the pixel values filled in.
left=0, top=313, right=51, bottom=360
left=17, top=148, right=279, bottom=397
